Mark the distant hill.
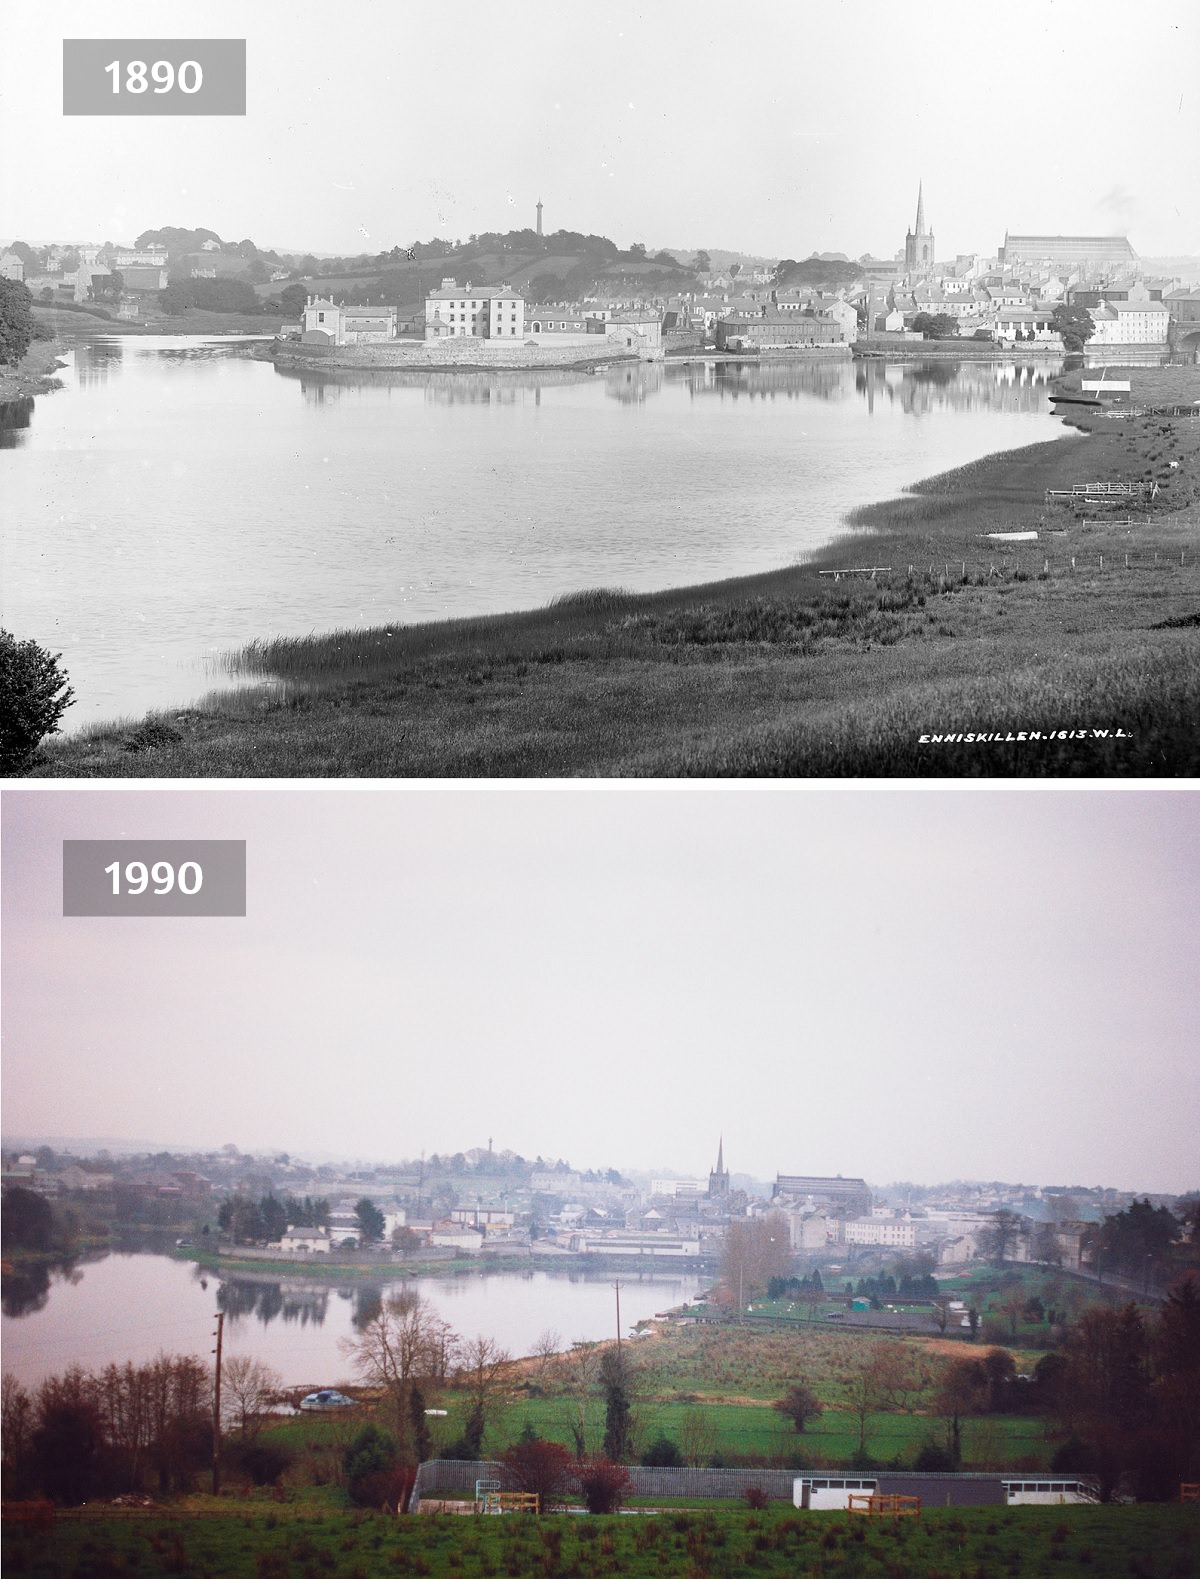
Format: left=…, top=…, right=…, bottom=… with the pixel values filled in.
left=134, top=227, right=288, bottom=285
left=264, top=227, right=705, bottom=307
left=1141, top=255, right=1200, bottom=284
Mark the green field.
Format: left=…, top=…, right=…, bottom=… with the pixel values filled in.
left=4, top=1503, right=1197, bottom=1579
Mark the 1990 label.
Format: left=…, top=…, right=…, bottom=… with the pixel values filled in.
left=63, top=841, right=247, bottom=916
left=63, top=40, right=246, bottom=116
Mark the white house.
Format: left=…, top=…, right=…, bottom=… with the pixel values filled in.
left=431, top=1227, right=484, bottom=1253
left=279, top=1226, right=331, bottom=1254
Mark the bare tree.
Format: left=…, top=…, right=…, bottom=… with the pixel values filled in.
left=2, top=1373, right=34, bottom=1490
left=934, top=1355, right=988, bottom=1462
left=455, top=1335, right=513, bottom=1456
left=844, top=1343, right=924, bottom=1456
left=221, top=1355, right=283, bottom=1441
left=531, top=1329, right=563, bottom=1376
left=720, top=1213, right=793, bottom=1308
left=773, top=1382, right=822, bottom=1433
left=679, top=1406, right=718, bottom=1468
left=1032, top=1222, right=1063, bottom=1266
left=340, top=1290, right=455, bottom=1460
left=557, top=1342, right=602, bottom=1460
left=980, top=1209, right=1025, bottom=1267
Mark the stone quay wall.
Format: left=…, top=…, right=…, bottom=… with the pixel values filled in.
left=273, top=338, right=644, bottom=372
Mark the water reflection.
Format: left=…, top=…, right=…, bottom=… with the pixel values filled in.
left=215, top=1275, right=331, bottom=1328
left=2, top=1255, right=88, bottom=1319
left=73, top=340, right=125, bottom=387
left=854, top=357, right=1061, bottom=417
left=0, top=395, right=35, bottom=449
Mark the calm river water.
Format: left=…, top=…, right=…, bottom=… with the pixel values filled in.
left=0, top=1253, right=707, bottom=1390
left=2, top=339, right=1069, bottom=728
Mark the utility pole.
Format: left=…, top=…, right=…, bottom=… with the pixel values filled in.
left=211, top=1311, right=224, bottom=1496
left=614, top=1280, right=622, bottom=1351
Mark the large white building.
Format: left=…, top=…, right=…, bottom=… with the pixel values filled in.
left=842, top=1216, right=916, bottom=1248
left=425, top=278, right=525, bottom=340
left=1087, top=299, right=1170, bottom=346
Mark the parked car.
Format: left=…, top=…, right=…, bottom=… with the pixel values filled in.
left=299, top=1390, right=356, bottom=1410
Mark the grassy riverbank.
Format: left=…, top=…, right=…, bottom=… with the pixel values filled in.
left=28, top=366, right=1200, bottom=778
left=0, top=337, right=70, bottom=401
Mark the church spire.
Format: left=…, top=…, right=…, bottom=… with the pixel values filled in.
left=914, top=180, right=926, bottom=237
left=716, top=1136, right=724, bottom=1174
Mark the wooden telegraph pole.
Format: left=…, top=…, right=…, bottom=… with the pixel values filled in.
left=211, top=1310, right=224, bottom=1495
left=614, top=1280, right=622, bottom=1351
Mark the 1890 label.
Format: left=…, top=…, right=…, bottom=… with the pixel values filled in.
left=63, top=40, right=246, bottom=116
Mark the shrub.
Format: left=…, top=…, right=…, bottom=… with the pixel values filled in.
left=743, top=1486, right=769, bottom=1510
left=914, top=1442, right=958, bottom=1472
left=0, top=630, right=75, bottom=771
left=230, top=1440, right=295, bottom=1486
left=643, top=1435, right=683, bottom=1467
left=343, top=1425, right=398, bottom=1507
left=577, top=1456, right=632, bottom=1515
left=500, top=1435, right=574, bottom=1512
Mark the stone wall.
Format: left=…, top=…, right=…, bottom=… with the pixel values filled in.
left=273, top=338, right=644, bottom=373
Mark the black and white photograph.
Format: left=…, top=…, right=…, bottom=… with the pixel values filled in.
left=2, top=787, right=1199, bottom=1570
left=2, top=0, right=1198, bottom=777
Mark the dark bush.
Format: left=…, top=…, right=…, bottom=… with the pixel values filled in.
left=642, top=1435, right=683, bottom=1467
left=343, top=1425, right=397, bottom=1506
left=230, top=1440, right=294, bottom=1486
left=577, top=1456, right=632, bottom=1514
left=0, top=629, right=75, bottom=771
left=914, top=1442, right=958, bottom=1472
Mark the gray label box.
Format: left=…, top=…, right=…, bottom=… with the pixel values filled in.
left=64, top=40, right=246, bottom=116
left=64, top=841, right=247, bottom=916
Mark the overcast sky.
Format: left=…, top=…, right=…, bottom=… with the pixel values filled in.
left=3, top=788, right=1197, bottom=1194
left=2, top=0, right=1196, bottom=261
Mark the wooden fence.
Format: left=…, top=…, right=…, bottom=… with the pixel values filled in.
left=848, top=1494, right=921, bottom=1518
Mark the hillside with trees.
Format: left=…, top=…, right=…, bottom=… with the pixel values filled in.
left=772, top=256, right=865, bottom=291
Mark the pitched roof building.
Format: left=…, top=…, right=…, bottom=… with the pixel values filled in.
left=999, top=234, right=1136, bottom=270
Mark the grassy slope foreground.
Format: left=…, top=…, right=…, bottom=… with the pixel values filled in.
left=3, top=1504, right=1197, bottom=1579
left=31, top=368, right=1200, bottom=779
